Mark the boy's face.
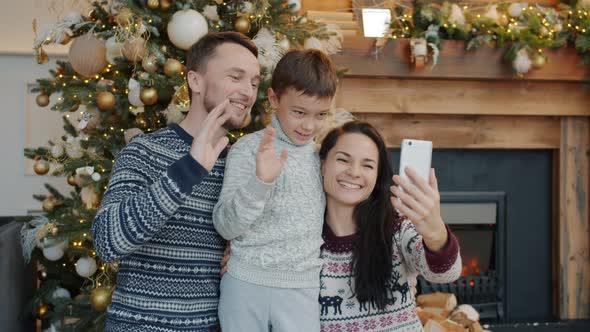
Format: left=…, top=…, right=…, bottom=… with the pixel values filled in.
left=188, top=43, right=261, bottom=129
left=268, top=87, right=332, bottom=145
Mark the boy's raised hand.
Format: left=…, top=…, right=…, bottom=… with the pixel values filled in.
left=190, top=99, right=231, bottom=172
left=256, top=127, right=288, bottom=183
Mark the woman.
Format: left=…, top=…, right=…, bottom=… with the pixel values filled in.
left=318, top=121, right=461, bottom=331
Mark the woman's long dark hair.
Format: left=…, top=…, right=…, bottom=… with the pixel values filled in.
left=319, top=121, right=401, bottom=310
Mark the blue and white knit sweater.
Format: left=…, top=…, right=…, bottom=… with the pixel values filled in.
left=92, top=124, right=225, bottom=332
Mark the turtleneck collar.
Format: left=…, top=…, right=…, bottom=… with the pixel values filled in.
left=271, top=114, right=315, bottom=148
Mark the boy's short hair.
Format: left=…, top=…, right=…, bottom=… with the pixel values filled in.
left=271, top=49, right=338, bottom=99
left=186, top=32, right=258, bottom=74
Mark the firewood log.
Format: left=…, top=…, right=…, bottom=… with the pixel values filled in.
left=440, top=319, right=469, bottom=332
left=416, top=307, right=446, bottom=325
left=417, top=292, right=457, bottom=310
left=424, top=320, right=446, bottom=332
left=421, top=306, right=452, bottom=318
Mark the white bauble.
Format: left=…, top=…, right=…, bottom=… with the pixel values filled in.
left=304, top=37, right=323, bottom=50
left=167, top=9, right=208, bottom=50
left=43, top=242, right=66, bottom=261
left=288, top=0, right=301, bottom=13
left=278, top=38, right=290, bottom=50
left=508, top=3, right=527, bottom=18
left=127, top=79, right=144, bottom=107
left=91, top=172, right=101, bottom=182
left=75, top=256, right=97, bottom=278
left=513, top=49, right=532, bottom=74
left=52, top=287, right=72, bottom=300
left=51, top=145, right=64, bottom=158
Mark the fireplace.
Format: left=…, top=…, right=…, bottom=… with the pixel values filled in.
left=390, top=149, right=554, bottom=322
left=418, top=192, right=506, bottom=322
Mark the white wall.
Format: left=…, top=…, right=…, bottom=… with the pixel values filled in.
left=0, top=1, right=95, bottom=216
left=0, top=54, right=71, bottom=216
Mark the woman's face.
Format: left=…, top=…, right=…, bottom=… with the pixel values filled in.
left=321, top=132, right=380, bottom=208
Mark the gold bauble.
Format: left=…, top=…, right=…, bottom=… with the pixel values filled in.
left=142, top=55, right=158, bottom=72
left=36, top=94, right=50, bottom=107
left=90, top=287, right=112, bottom=312
left=34, top=160, right=50, bottom=175
left=96, top=91, right=116, bottom=111
left=68, top=33, right=107, bottom=77
left=160, top=0, right=171, bottom=11
left=123, top=37, right=149, bottom=63
left=140, top=87, right=158, bottom=106
left=499, top=15, right=509, bottom=26
left=533, top=54, right=546, bottom=68
left=67, top=174, right=77, bottom=186
left=164, top=58, right=183, bottom=77
left=147, top=0, right=159, bottom=9
left=135, top=114, right=149, bottom=129
left=37, top=303, right=50, bottom=318
left=234, top=16, right=251, bottom=34
left=42, top=199, right=55, bottom=213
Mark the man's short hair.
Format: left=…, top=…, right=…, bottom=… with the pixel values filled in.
left=186, top=32, right=258, bottom=74
left=271, top=49, right=338, bottom=99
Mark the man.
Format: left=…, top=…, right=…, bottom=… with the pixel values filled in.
left=92, top=32, right=260, bottom=332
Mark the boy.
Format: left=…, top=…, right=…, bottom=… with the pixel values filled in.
left=213, top=49, right=338, bottom=331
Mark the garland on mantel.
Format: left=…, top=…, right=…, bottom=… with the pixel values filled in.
left=375, top=0, right=590, bottom=75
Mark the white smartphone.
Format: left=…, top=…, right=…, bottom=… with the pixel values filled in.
left=399, top=139, right=433, bottom=183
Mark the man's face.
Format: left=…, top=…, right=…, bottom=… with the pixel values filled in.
left=189, top=43, right=260, bottom=129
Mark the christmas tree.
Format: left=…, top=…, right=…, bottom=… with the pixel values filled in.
left=20, top=1, right=340, bottom=330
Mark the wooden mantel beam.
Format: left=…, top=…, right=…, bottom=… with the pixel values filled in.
left=332, top=37, right=589, bottom=82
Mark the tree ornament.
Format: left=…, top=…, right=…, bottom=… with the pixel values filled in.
left=36, top=93, right=50, bottom=107
left=288, top=0, right=301, bottom=13
left=80, top=186, right=100, bottom=209
left=142, top=55, right=158, bottom=72
left=513, top=49, right=532, bottom=75
left=50, top=225, right=59, bottom=236
left=105, top=36, right=124, bottom=64
left=38, top=270, right=48, bottom=281
left=60, top=33, right=71, bottom=45
left=42, top=198, right=55, bottom=213
left=115, top=8, right=134, bottom=27
left=69, top=103, right=80, bottom=113
left=533, top=54, right=546, bottom=68
left=147, top=0, right=159, bottom=9
left=75, top=256, right=97, bottom=278
left=67, top=174, right=77, bottom=186
left=37, top=303, right=50, bottom=319
left=51, top=145, right=64, bottom=158
left=160, top=0, right=171, bottom=11
left=164, top=58, right=183, bottom=77
left=34, top=160, right=50, bottom=175
left=123, top=37, right=149, bottom=63
left=68, top=34, right=107, bottom=77
left=410, top=38, right=428, bottom=68
left=96, top=91, right=116, bottom=111
left=140, top=87, right=158, bottom=105
left=42, top=242, right=65, bottom=261
left=234, top=16, right=251, bottom=34
left=135, top=114, right=149, bottom=129
left=278, top=38, right=290, bottom=50
left=167, top=9, right=208, bottom=50
left=52, top=287, right=71, bottom=300
left=498, top=15, right=509, bottom=26
left=90, top=287, right=112, bottom=312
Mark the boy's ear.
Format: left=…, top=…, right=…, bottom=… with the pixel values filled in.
left=267, top=87, right=279, bottom=109
left=187, top=70, right=203, bottom=96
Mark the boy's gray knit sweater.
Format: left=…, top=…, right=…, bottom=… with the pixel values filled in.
left=213, top=115, right=325, bottom=288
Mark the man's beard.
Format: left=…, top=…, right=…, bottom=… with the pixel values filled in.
left=204, top=96, right=248, bottom=130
